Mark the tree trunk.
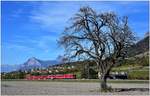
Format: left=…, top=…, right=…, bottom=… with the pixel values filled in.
left=100, top=74, right=108, bottom=90
left=99, top=68, right=111, bottom=90
left=97, top=62, right=112, bottom=91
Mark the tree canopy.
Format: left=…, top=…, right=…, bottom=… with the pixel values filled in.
left=58, top=6, right=135, bottom=90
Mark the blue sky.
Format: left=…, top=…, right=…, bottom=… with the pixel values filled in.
left=1, top=1, right=149, bottom=65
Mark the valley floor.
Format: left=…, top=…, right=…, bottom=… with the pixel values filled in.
left=1, top=80, right=149, bottom=95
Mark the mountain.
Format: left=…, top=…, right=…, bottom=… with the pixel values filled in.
left=20, top=57, right=59, bottom=71
left=127, top=35, right=149, bottom=57
left=2, top=33, right=149, bottom=72
left=1, top=57, right=62, bottom=72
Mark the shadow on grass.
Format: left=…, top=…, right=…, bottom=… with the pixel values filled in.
left=90, top=88, right=149, bottom=93
left=113, top=88, right=149, bottom=92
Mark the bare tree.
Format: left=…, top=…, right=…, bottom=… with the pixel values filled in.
left=58, top=6, right=135, bottom=90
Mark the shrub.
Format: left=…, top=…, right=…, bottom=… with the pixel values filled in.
left=128, top=70, right=149, bottom=80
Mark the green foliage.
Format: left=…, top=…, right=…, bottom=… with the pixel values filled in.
left=138, top=56, right=149, bottom=66
left=31, top=72, right=40, bottom=76
left=73, top=72, right=81, bottom=79
left=2, top=55, right=148, bottom=80
left=18, top=71, right=26, bottom=79
left=1, top=71, right=26, bottom=79
left=128, top=70, right=149, bottom=80
left=89, top=68, right=98, bottom=79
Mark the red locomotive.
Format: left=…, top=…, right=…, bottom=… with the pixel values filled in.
left=26, top=74, right=76, bottom=80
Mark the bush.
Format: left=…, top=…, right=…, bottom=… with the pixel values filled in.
left=128, top=70, right=149, bottom=80
left=140, top=56, right=149, bottom=66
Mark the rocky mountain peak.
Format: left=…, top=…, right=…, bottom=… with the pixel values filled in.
left=19, top=57, right=59, bottom=71
left=25, top=57, right=41, bottom=66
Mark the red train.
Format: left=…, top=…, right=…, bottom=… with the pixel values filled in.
left=26, top=74, right=76, bottom=80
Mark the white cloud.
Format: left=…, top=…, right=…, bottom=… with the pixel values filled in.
left=2, top=39, right=55, bottom=54
left=10, top=34, right=58, bottom=53
left=2, top=42, right=33, bottom=52
left=29, top=2, right=74, bottom=29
